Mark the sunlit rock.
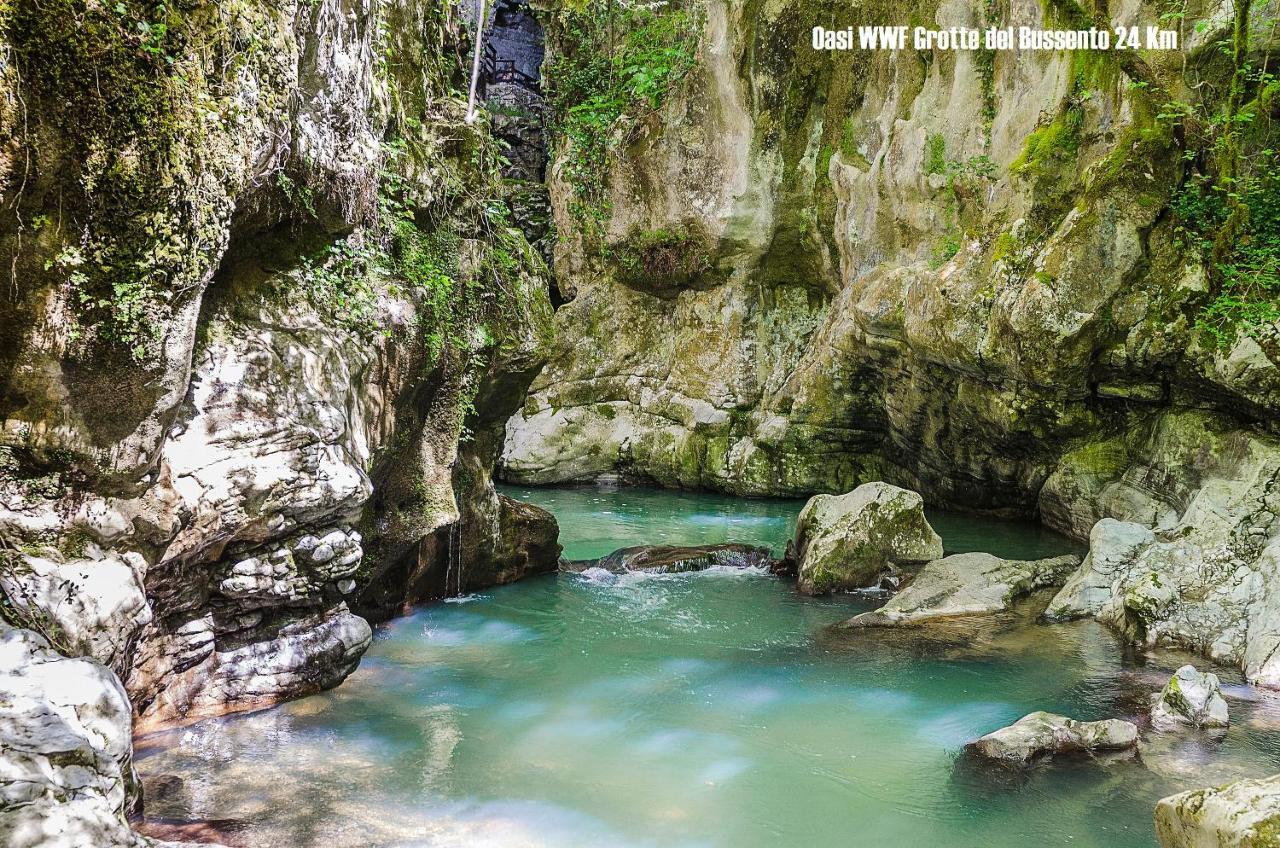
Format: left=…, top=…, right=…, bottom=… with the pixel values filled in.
left=1151, top=665, right=1230, bottom=730
left=966, top=711, right=1137, bottom=767
left=793, top=483, right=942, bottom=595
left=845, top=552, right=1080, bottom=627
left=1155, top=775, right=1280, bottom=848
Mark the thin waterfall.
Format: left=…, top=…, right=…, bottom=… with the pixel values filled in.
left=451, top=519, right=463, bottom=596
left=465, top=0, right=489, bottom=124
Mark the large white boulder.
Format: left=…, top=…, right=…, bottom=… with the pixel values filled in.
left=1156, top=774, right=1280, bottom=847
left=793, top=482, right=943, bottom=595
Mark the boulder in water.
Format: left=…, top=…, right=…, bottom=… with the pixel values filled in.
left=1151, top=665, right=1230, bottom=729
left=566, top=543, right=776, bottom=574
left=793, top=483, right=943, bottom=595
left=844, top=552, right=1081, bottom=627
left=1155, top=774, right=1280, bottom=847
left=966, top=711, right=1138, bottom=767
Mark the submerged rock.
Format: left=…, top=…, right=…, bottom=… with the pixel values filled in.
left=568, top=543, right=775, bottom=574
left=1152, top=665, right=1230, bottom=730
left=793, top=483, right=943, bottom=595
left=845, top=552, right=1081, bottom=627
left=966, top=711, right=1138, bottom=767
left=1155, top=774, right=1280, bottom=848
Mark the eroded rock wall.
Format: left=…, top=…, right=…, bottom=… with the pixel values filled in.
left=503, top=0, right=1280, bottom=528
left=0, top=0, right=558, bottom=743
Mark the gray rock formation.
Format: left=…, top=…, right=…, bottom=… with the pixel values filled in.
left=792, top=483, right=943, bottom=595
left=569, top=543, right=776, bottom=574
left=1151, top=665, right=1230, bottom=730
left=846, top=552, right=1080, bottom=627
left=0, top=622, right=218, bottom=848
left=1047, top=501, right=1280, bottom=688
left=966, top=711, right=1138, bottom=767
left=1155, top=775, right=1280, bottom=848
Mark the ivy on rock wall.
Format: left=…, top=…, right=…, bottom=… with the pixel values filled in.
left=542, top=0, right=703, bottom=237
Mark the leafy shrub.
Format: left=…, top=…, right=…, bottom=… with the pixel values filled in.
left=610, top=225, right=712, bottom=289
left=544, top=1, right=702, bottom=234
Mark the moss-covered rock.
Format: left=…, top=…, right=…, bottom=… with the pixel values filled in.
left=793, top=482, right=943, bottom=595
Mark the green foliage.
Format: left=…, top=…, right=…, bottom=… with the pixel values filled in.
left=929, top=229, right=962, bottom=269
left=610, top=225, right=712, bottom=286
left=1174, top=163, right=1280, bottom=347
left=544, top=0, right=702, bottom=233
left=4, top=0, right=205, bottom=361
left=924, top=134, right=947, bottom=176
left=1155, top=0, right=1280, bottom=347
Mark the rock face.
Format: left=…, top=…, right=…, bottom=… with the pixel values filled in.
left=0, top=622, right=217, bottom=848
left=0, top=0, right=559, bottom=736
left=966, top=712, right=1138, bottom=767
left=571, top=543, right=775, bottom=574
left=846, top=552, right=1080, bottom=627
left=1155, top=775, right=1280, bottom=848
left=1152, top=665, right=1230, bottom=730
left=1047, top=499, right=1280, bottom=688
left=792, top=483, right=943, bottom=595
left=501, top=0, right=1280, bottom=537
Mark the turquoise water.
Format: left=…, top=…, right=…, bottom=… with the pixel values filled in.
left=497, top=484, right=1080, bottom=561
left=137, top=487, right=1280, bottom=848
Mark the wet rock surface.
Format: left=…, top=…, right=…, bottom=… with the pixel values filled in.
left=966, top=711, right=1139, bottom=767
left=846, top=552, right=1081, bottom=627
left=568, top=543, right=776, bottom=574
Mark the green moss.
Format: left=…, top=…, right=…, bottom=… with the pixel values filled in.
left=924, top=133, right=947, bottom=176
left=1011, top=106, right=1084, bottom=176
left=991, top=231, right=1016, bottom=263
left=609, top=225, right=714, bottom=290
left=1251, top=814, right=1280, bottom=846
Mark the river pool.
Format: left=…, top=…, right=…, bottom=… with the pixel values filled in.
left=136, top=486, right=1280, bottom=847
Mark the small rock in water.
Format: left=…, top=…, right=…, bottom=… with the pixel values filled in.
left=1155, top=774, right=1280, bottom=848
left=966, top=711, right=1138, bottom=767
left=1152, top=664, right=1230, bottom=729
left=566, top=544, right=776, bottom=575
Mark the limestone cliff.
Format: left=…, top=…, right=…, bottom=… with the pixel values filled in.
left=502, top=0, right=1280, bottom=682
left=0, top=0, right=559, bottom=751
left=505, top=0, right=1280, bottom=522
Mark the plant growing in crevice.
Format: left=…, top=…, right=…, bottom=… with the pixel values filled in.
left=608, top=224, right=712, bottom=288
left=543, top=0, right=703, bottom=237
